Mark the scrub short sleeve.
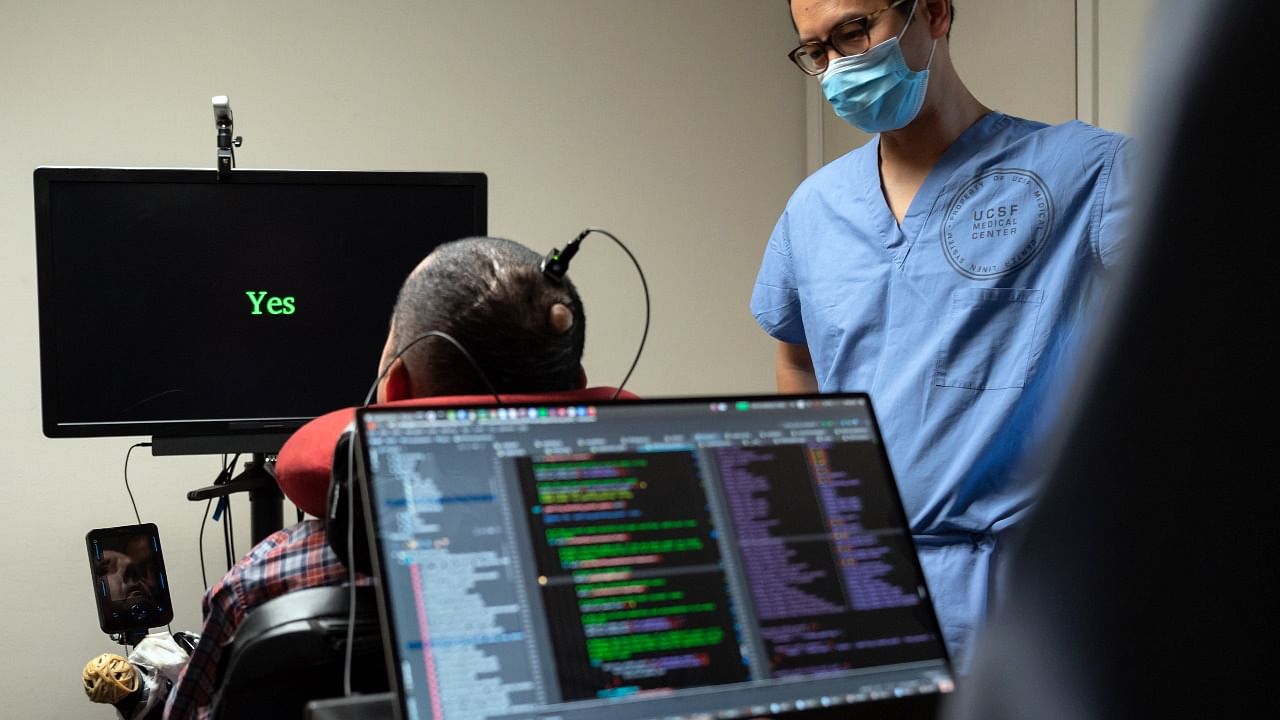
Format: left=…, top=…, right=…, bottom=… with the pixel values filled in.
left=751, top=211, right=807, bottom=345
left=1095, top=135, right=1136, bottom=269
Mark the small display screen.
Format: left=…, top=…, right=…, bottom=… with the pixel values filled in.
left=86, top=523, right=175, bottom=634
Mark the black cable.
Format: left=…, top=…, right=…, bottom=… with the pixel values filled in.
left=343, top=334, right=498, bottom=695
left=222, top=497, right=233, bottom=571
left=568, top=228, right=650, bottom=400
left=362, top=330, right=501, bottom=406
left=343, top=429, right=358, bottom=697
left=199, top=453, right=236, bottom=588
left=225, top=490, right=236, bottom=564
left=343, top=336, right=495, bottom=695
left=113, top=439, right=166, bottom=644
left=198, top=497, right=212, bottom=589
left=217, top=454, right=240, bottom=572
left=123, top=442, right=151, bottom=525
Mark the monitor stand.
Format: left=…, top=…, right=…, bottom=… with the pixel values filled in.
left=186, top=453, right=284, bottom=547
left=152, top=432, right=294, bottom=457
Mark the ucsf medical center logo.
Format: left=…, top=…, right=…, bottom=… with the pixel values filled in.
left=941, top=169, right=1055, bottom=279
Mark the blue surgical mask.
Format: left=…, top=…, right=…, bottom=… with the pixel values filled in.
left=820, top=5, right=936, bottom=134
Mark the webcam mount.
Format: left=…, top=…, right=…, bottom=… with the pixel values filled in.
left=213, top=95, right=244, bottom=181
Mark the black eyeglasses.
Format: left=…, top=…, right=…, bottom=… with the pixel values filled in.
left=787, top=0, right=911, bottom=76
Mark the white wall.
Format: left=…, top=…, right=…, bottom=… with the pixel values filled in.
left=1089, top=0, right=1158, bottom=133
left=0, top=2, right=801, bottom=717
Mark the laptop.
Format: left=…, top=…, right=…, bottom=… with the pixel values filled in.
left=352, top=393, right=954, bottom=720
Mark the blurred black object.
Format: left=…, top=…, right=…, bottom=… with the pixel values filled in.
left=173, top=630, right=200, bottom=656
left=944, top=2, right=1278, bottom=718
left=207, top=586, right=387, bottom=720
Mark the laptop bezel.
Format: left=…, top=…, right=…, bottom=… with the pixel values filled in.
left=353, top=391, right=953, bottom=720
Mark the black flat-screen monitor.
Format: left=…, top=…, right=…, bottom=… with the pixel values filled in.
left=33, top=167, right=487, bottom=454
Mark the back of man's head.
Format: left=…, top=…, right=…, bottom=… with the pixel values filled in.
left=384, top=236, right=586, bottom=397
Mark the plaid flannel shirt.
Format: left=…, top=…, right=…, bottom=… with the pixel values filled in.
left=163, top=519, right=358, bottom=719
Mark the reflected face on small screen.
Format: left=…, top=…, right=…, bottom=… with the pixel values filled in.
left=94, top=535, right=160, bottom=606
left=87, top=524, right=174, bottom=634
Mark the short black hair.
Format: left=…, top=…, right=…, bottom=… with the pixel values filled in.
left=894, top=0, right=954, bottom=26
left=388, top=236, right=587, bottom=396
left=785, top=1, right=956, bottom=32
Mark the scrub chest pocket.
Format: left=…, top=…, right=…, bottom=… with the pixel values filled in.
left=934, top=287, right=1043, bottom=390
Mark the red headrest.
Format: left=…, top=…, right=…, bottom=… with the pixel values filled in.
left=275, top=387, right=639, bottom=518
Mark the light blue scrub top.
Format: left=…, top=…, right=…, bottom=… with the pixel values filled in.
left=751, top=112, right=1133, bottom=670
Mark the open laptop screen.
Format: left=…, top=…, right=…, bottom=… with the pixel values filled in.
left=355, top=394, right=953, bottom=720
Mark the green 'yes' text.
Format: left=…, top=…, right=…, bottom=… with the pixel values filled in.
left=246, top=290, right=296, bottom=315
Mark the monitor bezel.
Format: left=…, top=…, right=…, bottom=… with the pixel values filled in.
left=33, top=166, right=487, bottom=451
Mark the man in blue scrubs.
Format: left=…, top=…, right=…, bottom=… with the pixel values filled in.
left=752, top=0, right=1132, bottom=670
